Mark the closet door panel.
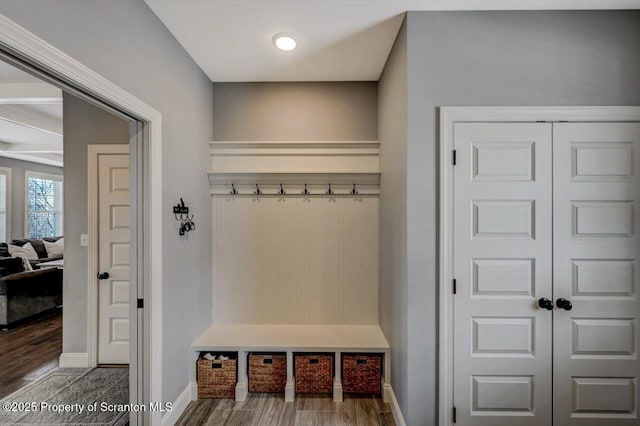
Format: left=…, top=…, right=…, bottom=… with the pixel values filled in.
left=453, top=123, right=553, bottom=426
left=553, top=122, right=640, bottom=426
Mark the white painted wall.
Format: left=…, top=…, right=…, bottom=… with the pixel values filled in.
left=212, top=196, right=379, bottom=324
left=210, top=83, right=380, bottom=326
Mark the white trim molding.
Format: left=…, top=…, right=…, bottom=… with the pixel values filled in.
left=210, top=140, right=379, bottom=156
left=59, top=352, right=89, bottom=368
left=438, top=106, right=640, bottom=426
left=208, top=172, right=381, bottom=195
left=388, top=386, right=407, bottom=426
left=161, top=382, right=196, bottom=426
left=0, top=12, right=163, bottom=425
left=87, top=144, right=130, bottom=368
left=209, top=140, right=380, bottom=195
left=0, top=166, right=11, bottom=242
left=23, top=169, right=63, bottom=238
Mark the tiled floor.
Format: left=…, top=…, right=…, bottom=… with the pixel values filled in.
left=0, top=367, right=128, bottom=425
left=177, top=393, right=395, bottom=426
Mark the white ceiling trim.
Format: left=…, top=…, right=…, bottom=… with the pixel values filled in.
left=0, top=98, right=62, bottom=104
left=0, top=152, right=62, bottom=167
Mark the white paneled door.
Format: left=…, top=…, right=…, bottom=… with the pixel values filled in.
left=453, top=123, right=553, bottom=425
left=97, top=153, right=130, bottom=365
left=553, top=123, right=640, bottom=425
left=453, top=121, right=640, bottom=425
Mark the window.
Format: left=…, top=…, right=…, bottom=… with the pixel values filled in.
left=0, top=168, right=11, bottom=242
left=25, top=171, right=63, bottom=239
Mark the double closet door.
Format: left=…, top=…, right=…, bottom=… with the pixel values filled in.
left=453, top=121, right=640, bottom=425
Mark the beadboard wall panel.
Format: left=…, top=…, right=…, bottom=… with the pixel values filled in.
left=211, top=196, right=379, bottom=324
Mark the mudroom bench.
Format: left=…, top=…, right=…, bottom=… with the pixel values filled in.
left=191, top=324, right=391, bottom=403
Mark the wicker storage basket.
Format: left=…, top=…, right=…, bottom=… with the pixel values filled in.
left=248, top=353, right=287, bottom=393
left=342, top=353, right=382, bottom=395
left=294, top=354, right=334, bottom=394
left=197, top=353, right=237, bottom=399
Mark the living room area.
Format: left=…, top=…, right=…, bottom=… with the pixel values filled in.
left=0, top=59, right=64, bottom=397
left=0, top=56, right=131, bottom=419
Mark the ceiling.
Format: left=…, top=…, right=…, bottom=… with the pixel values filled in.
left=145, top=0, right=640, bottom=82
left=0, top=61, right=63, bottom=167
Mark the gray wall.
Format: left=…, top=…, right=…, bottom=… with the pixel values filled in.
left=377, top=18, right=408, bottom=420
left=0, top=156, right=62, bottom=240
left=212, top=82, right=377, bottom=140
left=62, top=92, right=130, bottom=353
left=400, top=10, right=640, bottom=425
left=0, top=0, right=214, bottom=404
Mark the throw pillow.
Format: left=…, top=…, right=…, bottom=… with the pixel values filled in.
left=11, top=239, right=47, bottom=259
left=20, top=256, right=33, bottom=272
left=8, top=242, right=38, bottom=260
left=43, top=238, right=64, bottom=257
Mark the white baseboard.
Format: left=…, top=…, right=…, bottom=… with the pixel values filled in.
left=162, top=382, right=195, bottom=426
left=388, top=386, right=407, bottom=426
left=58, top=352, right=89, bottom=368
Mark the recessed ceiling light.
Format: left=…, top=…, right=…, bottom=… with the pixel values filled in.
left=273, top=33, right=297, bottom=51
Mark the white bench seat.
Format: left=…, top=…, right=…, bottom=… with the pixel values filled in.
left=191, top=324, right=391, bottom=403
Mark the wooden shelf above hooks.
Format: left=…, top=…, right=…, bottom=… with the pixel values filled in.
left=208, top=140, right=381, bottom=196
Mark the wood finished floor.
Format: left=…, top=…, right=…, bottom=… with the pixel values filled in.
left=0, top=312, right=62, bottom=399
left=177, top=393, right=395, bottom=426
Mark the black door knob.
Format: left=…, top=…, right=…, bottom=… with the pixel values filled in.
left=97, top=272, right=110, bottom=280
left=538, top=297, right=554, bottom=310
left=556, top=298, right=572, bottom=311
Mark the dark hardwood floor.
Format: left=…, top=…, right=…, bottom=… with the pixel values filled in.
left=177, top=393, right=395, bottom=426
left=0, top=311, right=62, bottom=399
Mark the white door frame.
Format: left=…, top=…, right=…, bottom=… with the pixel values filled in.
left=438, top=106, right=640, bottom=426
left=87, top=144, right=131, bottom=366
left=0, top=14, right=164, bottom=425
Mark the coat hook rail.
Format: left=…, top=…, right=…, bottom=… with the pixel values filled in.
left=221, top=182, right=372, bottom=196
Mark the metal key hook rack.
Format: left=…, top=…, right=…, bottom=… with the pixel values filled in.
left=173, top=198, right=196, bottom=236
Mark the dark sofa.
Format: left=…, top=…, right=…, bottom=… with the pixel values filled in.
left=0, top=238, right=64, bottom=328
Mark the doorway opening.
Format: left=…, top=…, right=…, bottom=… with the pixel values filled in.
left=0, top=18, right=160, bottom=422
